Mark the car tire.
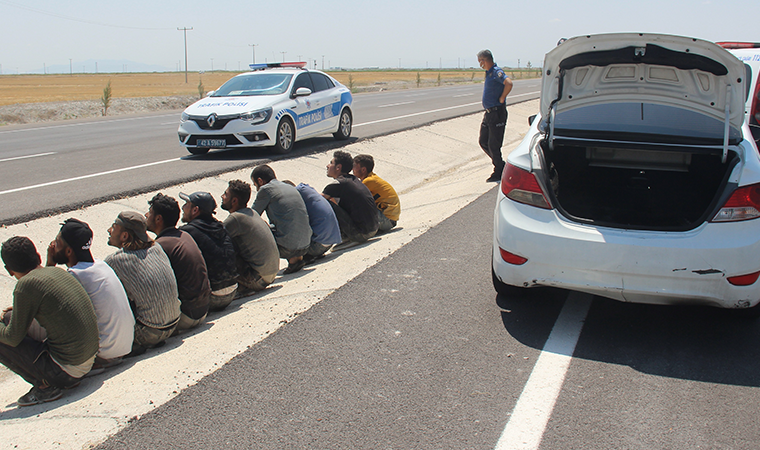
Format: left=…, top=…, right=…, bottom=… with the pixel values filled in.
left=187, top=147, right=209, bottom=155
left=273, top=117, right=295, bottom=154
left=333, top=108, right=352, bottom=140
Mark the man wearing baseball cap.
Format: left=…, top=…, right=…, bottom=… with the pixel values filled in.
left=105, top=211, right=181, bottom=355
left=179, top=192, right=238, bottom=311
left=46, top=218, right=135, bottom=370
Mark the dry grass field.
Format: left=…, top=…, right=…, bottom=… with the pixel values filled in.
left=0, top=69, right=541, bottom=106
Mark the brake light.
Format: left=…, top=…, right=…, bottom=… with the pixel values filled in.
left=711, top=183, right=760, bottom=222
left=499, top=247, right=528, bottom=265
left=501, top=163, right=551, bottom=209
left=728, top=271, right=760, bottom=286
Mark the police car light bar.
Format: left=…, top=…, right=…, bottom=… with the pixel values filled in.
left=249, top=62, right=307, bottom=70
left=716, top=42, right=760, bottom=49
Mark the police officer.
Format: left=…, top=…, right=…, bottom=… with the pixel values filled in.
left=477, top=49, right=514, bottom=182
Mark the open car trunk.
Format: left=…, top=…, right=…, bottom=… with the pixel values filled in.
left=540, top=140, right=738, bottom=231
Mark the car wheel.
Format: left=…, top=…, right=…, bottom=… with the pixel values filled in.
left=491, top=266, right=528, bottom=297
left=187, top=147, right=209, bottom=155
left=333, top=108, right=352, bottom=140
left=273, top=117, right=295, bottom=154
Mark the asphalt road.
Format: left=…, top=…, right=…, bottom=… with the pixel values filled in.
left=96, top=188, right=760, bottom=449
left=0, top=80, right=541, bottom=225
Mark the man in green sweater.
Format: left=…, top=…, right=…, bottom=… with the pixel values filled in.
left=0, top=236, right=99, bottom=407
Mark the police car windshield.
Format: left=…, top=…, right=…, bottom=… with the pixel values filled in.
left=211, top=73, right=293, bottom=97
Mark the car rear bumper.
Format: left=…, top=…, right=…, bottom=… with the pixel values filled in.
left=492, top=193, right=760, bottom=309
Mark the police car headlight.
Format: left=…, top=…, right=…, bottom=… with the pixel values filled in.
left=239, top=107, right=272, bottom=124
left=181, top=112, right=190, bottom=122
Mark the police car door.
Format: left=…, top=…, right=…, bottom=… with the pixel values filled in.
left=309, top=72, right=341, bottom=133
left=290, top=72, right=328, bottom=137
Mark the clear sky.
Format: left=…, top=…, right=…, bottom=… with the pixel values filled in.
left=1, top=0, right=758, bottom=74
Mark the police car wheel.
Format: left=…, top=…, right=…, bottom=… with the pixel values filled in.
left=273, top=117, right=294, bottom=154
left=333, top=109, right=352, bottom=140
left=187, top=147, right=209, bottom=155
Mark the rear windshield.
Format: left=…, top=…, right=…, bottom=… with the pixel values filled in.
left=211, top=73, right=293, bottom=97
left=554, top=103, right=742, bottom=145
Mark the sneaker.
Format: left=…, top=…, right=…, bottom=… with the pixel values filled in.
left=283, top=259, right=306, bottom=274
left=17, top=385, right=62, bottom=407
left=302, top=253, right=325, bottom=265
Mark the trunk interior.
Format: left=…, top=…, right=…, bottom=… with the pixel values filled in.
left=540, top=140, right=737, bottom=230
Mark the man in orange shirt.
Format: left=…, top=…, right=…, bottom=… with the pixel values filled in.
left=352, top=154, right=400, bottom=233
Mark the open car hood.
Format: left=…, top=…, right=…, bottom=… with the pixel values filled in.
left=540, top=34, right=747, bottom=140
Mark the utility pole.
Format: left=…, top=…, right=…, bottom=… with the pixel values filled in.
left=211, top=58, right=214, bottom=71
left=177, top=26, right=193, bottom=83
left=322, top=55, right=325, bottom=70
left=280, top=51, right=286, bottom=62
left=249, top=44, right=258, bottom=64
left=69, top=58, right=72, bottom=75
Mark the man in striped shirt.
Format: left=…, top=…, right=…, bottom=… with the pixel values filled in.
left=105, top=211, right=181, bottom=356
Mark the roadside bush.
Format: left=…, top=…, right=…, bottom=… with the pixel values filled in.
left=101, top=80, right=112, bottom=116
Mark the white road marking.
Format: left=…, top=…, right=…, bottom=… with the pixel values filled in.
left=378, top=101, right=415, bottom=108
left=0, top=152, right=56, bottom=163
left=494, top=292, right=593, bottom=450
left=0, top=114, right=177, bottom=135
left=0, top=157, right=181, bottom=195
left=354, top=91, right=539, bottom=128
left=453, top=93, right=474, bottom=97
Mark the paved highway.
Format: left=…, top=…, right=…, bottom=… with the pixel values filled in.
left=0, top=80, right=540, bottom=225
left=96, top=188, right=760, bottom=449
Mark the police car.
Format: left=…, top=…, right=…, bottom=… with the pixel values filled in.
left=178, top=62, right=353, bottom=155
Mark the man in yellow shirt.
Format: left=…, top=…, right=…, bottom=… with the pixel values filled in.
left=352, top=154, right=400, bottom=233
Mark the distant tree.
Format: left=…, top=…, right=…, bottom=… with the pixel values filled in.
left=526, top=61, right=532, bottom=69
left=437, top=73, right=441, bottom=86
left=348, top=74, right=355, bottom=93
left=197, top=77, right=205, bottom=99
left=416, top=72, right=421, bottom=88
left=101, top=80, right=112, bottom=116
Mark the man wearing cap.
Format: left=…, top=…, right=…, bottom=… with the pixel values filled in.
left=220, top=180, right=280, bottom=296
left=179, top=192, right=238, bottom=311
left=477, top=49, right=513, bottom=182
left=146, top=193, right=211, bottom=332
left=0, top=236, right=99, bottom=406
left=46, top=218, right=134, bottom=370
left=251, top=165, right=312, bottom=274
left=105, top=211, right=181, bottom=354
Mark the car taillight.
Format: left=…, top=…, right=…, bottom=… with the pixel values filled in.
left=501, top=163, right=551, bottom=209
left=728, top=271, right=760, bottom=286
left=499, top=247, right=528, bottom=265
left=711, top=183, right=760, bottom=222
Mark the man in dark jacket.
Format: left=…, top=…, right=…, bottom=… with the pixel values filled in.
left=179, top=191, right=238, bottom=311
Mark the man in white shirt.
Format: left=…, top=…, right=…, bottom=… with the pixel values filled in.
left=46, top=218, right=135, bottom=371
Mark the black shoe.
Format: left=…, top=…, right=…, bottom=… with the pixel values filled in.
left=18, top=385, right=62, bottom=407
left=283, top=259, right=306, bottom=274
left=486, top=172, right=502, bottom=182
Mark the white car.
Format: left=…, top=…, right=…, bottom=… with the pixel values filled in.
left=178, top=63, right=353, bottom=155
left=492, top=33, right=760, bottom=313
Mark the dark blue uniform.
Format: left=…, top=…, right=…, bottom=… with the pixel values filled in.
left=479, top=64, right=509, bottom=179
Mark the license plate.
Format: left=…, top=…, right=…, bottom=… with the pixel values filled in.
left=197, top=139, right=226, bottom=148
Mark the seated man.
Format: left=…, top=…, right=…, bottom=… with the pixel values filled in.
left=322, top=151, right=380, bottom=243
left=105, top=211, right=181, bottom=355
left=146, top=193, right=211, bottom=332
left=352, top=154, right=401, bottom=233
left=251, top=165, right=312, bottom=274
left=220, top=180, right=280, bottom=295
left=284, top=180, right=342, bottom=263
left=46, top=218, right=134, bottom=370
left=179, top=191, right=238, bottom=310
left=0, top=236, right=99, bottom=406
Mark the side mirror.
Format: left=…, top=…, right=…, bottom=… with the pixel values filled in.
left=205, top=90, right=215, bottom=97
left=528, top=114, right=537, bottom=126
left=293, top=87, right=312, bottom=98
